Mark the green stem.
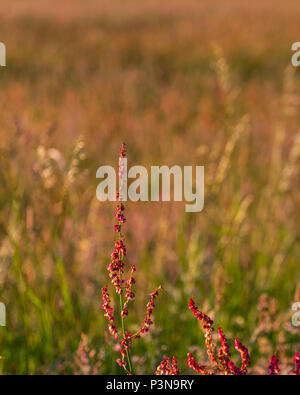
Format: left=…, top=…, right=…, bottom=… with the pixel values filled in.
left=118, top=229, right=133, bottom=374
left=118, top=280, right=133, bottom=374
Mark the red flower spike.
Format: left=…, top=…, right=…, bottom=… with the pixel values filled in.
left=268, top=354, right=280, bottom=375
left=293, top=352, right=300, bottom=375
left=155, top=356, right=180, bottom=375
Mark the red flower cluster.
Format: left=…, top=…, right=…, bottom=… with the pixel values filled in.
left=189, top=298, right=214, bottom=326
left=155, top=356, right=180, bottom=375
left=140, top=286, right=162, bottom=334
left=188, top=298, right=217, bottom=367
left=234, top=338, right=250, bottom=374
left=101, top=143, right=134, bottom=371
left=117, top=331, right=133, bottom=369
left=218, top=327, right=230, bottom=356
left=122, top=265, right=136, bottom=316
left=101, top=143, right=161, bottom=374
left=217, top=327, right=231, bottom=374
left=101, top=144, right=300, bottom=376
left=101, top=286, right=118, bottom=339
left=293, top=352, right=300, bottom=375
left=188, top=298, right=250, bottom=375
left=106, top=160, right=128, bottom=295
left=120, top=142, right=126, bottom=158
left=187, top=352, right=210, bottom=375
left=268, top=354, right=280, bottom=375
left=107, top=237, right=126, bottom=295
left=115, top=201, right=126, bottom=224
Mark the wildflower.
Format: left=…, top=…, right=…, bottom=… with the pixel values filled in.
left=155, top=356, right=180, bottom=375
left=188, top=298, right=250, bottom=376
left=101, top=143, right=162, bottom=374
left=122, top=265, right=136, bottom=314
left=218, top=327, right=230, bottom=357
left=101, top=286, right=118, bottom=339
left=293, top=352, right=300, bottom=375
left=188, top=298, right=217, bottom=366
left=120, top=142, right=126, bottom=158
left=188, top=298, right=213, bottom=325
left=107, top=198, right=128, bottom=295
left=117, top=331, right=134, bottom=369
left=234, top=338, right=250, bottom=374
left=187, top=352, right=210, bottom=375
left=217, top=327, right=231, bottom=374
left=140, top=286, right=162, bottom=334
left=268, top=354, right=280, bottom=375
left=227, top=360, right=243, bottom=376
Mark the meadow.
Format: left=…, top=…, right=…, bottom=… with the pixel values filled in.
left=0, top=0, right=299, bottom=374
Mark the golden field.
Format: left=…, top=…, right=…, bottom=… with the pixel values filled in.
left=0, top=0, right=299, bottom=374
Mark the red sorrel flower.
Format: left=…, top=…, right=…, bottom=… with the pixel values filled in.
left=101, top=143, right=161, bottom=374
left=101, top=286, right=118, bottom=339
left=101, top=144, right=298, bottom=376
left=140, top=286, right=162, bottom=334
left=217, top=327, right=231, bottom=374
left=234, top=338, right=250, bottom=374
left=155, top=356, right=180, bottom=375
left=188, top=298, right=217, bottom=366
left=293, top=352, right=300, bottom=375
left=187, top=352, right=211, bottom=375
left=268, top=354, right=280, bottom=375
left=188, top=298, right=250, bottom=375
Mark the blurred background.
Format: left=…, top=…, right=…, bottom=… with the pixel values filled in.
left=0, top=0, right=299, bottom=374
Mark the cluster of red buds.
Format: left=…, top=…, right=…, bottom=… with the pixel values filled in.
left=122, top=265, right=136, bottom=317
left=140, top=286, right=162, bottom=334
left=187, top=352, right=211, bottom=375
left=217, top=327, right=231, bottom=374
left=188, top=298, right=250, bottom=375
left=116, top=331, right=133, bottom=369
left=115, top=200, right=126, bottom=225
left=266, top=352, right=300, bottom=376
left=106, top=178, right=127, bottom=296
left=101, top=286, right=118, bottom=339
left=101, top=143, right=300, bottom=376
left=234, top=338, right=250, bottom=374
left=101, top=143, right=161, bottom=374
left=155, top=356, right=180, bottom=375
left=218, top=327, right=230, bottom=356
left=188, top=298, right=217, bottom=367
left=120, top=142, right=126, bottom=158
left=293, top=352, right=300, bottom=375
left=268, top=354, right=280, bottom=375
left=101, top=143, right=134, bottom=371
left=107, top=237, right=126, bottom=295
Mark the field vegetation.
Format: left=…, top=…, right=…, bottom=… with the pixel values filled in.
left=0, top=0, right=299, bottom=374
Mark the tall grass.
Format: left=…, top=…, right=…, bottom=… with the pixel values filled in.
left=0, top=1, right=299, bottom=374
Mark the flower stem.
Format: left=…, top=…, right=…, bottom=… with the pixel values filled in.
left=119, top=268, right=133, bottom=374
left=118, top=225, right=133, bottom=373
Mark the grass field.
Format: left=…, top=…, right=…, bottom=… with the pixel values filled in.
left=0, top=0, right=299, bottom=374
